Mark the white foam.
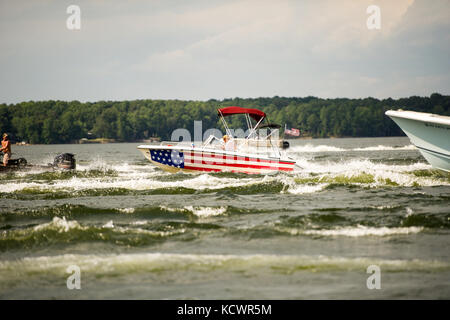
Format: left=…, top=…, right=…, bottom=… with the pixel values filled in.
left=131, top=220, right=148, bottom=226
left=112, top=226, right=186, bottom=237
left=286, top=183, right=327, bottom=194
left=76, top=157, right=111, bottom=172
left=118, top=208, right=135, bottom=214
left=371, top=205, right=400, bottom=210
left=288, top=144, right=416, bottom=153
left=184, top=206, right=227, bottom=217
left=103, top=220, right=114, bottom=228
left=159, top=205, right=227, bottom=217
left=292, top=158, right=445, bottom=187
left=353, top=145, right=416, bottom=151
left=1, top=152, right=447, bottom=195
left=30, top=216, right=184, bottom=237
left=406, top=207, right=414, bottom=217
left=286, top=225, right=424, bottom=237
left=1, top=173, right=257, bottom=193
left=33, top=216, right=82, bottom=233
left=159, top=205, right=183, bottom=213
left=288, top=144, right=346, bottom=153
left=76, top=158, right=159, bottom=180
left=1, top=253, right=447, bottom=277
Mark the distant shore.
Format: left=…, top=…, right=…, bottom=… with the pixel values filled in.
left=78, top=137, right=161, bottom=144
left=12, top=135, right=409, bottom=145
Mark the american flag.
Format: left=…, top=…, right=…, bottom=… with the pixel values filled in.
left=150, top=149, right=184, bottom=168
left=140, top=146, right=296, bottom=174
left=285, top=127, right=300, bottom=136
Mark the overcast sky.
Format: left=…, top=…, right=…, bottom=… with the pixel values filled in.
left=0, top=0, right=449, bottom=103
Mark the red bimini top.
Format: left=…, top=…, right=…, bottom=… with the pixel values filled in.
left=217, top=106, right=266, bottom=121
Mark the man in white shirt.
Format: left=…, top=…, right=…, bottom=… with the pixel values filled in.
left=222, top=135, right=235, bottom=151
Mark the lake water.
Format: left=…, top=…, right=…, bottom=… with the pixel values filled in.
left=0, top=137, right=449, bottom=299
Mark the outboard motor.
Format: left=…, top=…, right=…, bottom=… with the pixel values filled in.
left=12, top=157, right=28, bottom=167
left=53, top=153, right=76, bottom=170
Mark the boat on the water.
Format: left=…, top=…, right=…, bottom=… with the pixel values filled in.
left=385, top=109, right=450, bottom=172
left=0, top=152, right=76, bottom=172
left=138, top=106, right=296, bottom=174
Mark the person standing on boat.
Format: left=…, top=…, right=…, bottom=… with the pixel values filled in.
left=222, top=135, right=236, bottom=151
left=1, top=133, right=12, bottom=166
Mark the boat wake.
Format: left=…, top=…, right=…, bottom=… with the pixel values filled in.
left=287, top=144, right=416, bottom=153
left=1, top=157, right=449, bottom=199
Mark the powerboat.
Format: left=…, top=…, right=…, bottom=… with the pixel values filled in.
left=385, top=110, right=450, bottom=172
left=0, top=153, right=76, bottom=172
left=138, top=106, right=296, bottom=174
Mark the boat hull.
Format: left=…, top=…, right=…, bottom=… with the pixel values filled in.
left=386, top=110, right=450, bottom=172
left=138, top=145, right=295, bottom=174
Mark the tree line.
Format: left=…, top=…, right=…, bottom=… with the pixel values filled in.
left=0, top=93, right=448, bottom=144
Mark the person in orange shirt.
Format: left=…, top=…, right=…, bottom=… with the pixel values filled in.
left=1, top=133, right=12, bottom=166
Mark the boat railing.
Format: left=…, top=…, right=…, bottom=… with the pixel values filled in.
left=201, top=135, right=223, bottom=150
left=159, top=136, right=282, bottom=158
left=159, top=141, right=193, bottom=146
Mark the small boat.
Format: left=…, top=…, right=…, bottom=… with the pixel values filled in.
left=0, top=153, right=76, bottom=172
left=138, top=107, right=296, bottom=174
left=386, top=110, right=450, bottom=172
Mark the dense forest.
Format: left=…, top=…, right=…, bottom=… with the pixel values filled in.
left=0, top=94, right=449, bottom=144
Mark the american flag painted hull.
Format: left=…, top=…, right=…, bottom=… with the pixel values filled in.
left=138, top=145, right=295, bottom=174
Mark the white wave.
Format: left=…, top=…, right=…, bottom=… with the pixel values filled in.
left=76, top=158, right=159, bottom=180
left=1, top=253, right=447, bottom=278
left=0, top=173, right=257, bottom=193
left=160, top=205, right=227, bottom=217
left=285, top=183, right=327, bottom=194
left=284, top=225, right=423, bottom=237
left=184, top=206, right=227, bottom=217
left=1, top=156, right=447, bottom=195
left=292, top=158, right=445, bottom=187
left=288, top=144, right=346, bottom=153
left=288, top=144, right=416, bottom=153
left=353, top=145, right=416, bottom=151
left=75, top=157, right=111, bottom=172
left=1, top=161, right=446, bottom=194
left=159, top=205, right=183, bottom=213
left=33, top=216, right=83, bottom=232
left=406, top=207, right=414, bottom=217
left=118, top=208, right=135, bottom=214
left=131, top=220, right=148, bottom=226
left=103, top=220, right=114, bottom=228
left=27, top=216, right=183, bottom=237
left=370, top=205, right=400, bottom=210
left=112, top=226, right=186, bottom=237
left=294, top=158, right=429, bottom=175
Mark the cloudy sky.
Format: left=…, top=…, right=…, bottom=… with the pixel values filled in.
left=0, top=0, right=449, bottom=103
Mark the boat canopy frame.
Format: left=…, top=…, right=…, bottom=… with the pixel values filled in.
left=217, top=106, right=267, bottom=140
left=215, top=106, right=282, bottom=157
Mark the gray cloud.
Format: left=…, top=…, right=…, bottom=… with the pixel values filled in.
left=0, top=0, right=448, bottom=103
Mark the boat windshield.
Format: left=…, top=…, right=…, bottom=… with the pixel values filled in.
left=202, top=111, right=283, bottom=157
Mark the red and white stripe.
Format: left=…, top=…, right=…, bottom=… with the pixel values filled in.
left=138, top=146, right=295, bottom=174
left=183, top=151, right=293, bottom=173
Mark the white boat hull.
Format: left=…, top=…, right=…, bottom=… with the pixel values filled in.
left=138, top=145, right=296, bottom=174
left=386, top=110, right=450, bottom=172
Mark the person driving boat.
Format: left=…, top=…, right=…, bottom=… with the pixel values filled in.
left=221, top=135, right=235, bottom=151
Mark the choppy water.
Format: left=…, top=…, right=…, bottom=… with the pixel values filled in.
left=0, top=137, right=449, bottom=299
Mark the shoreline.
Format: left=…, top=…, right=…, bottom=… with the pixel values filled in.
left=12, top=136, right=408, bottom=146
